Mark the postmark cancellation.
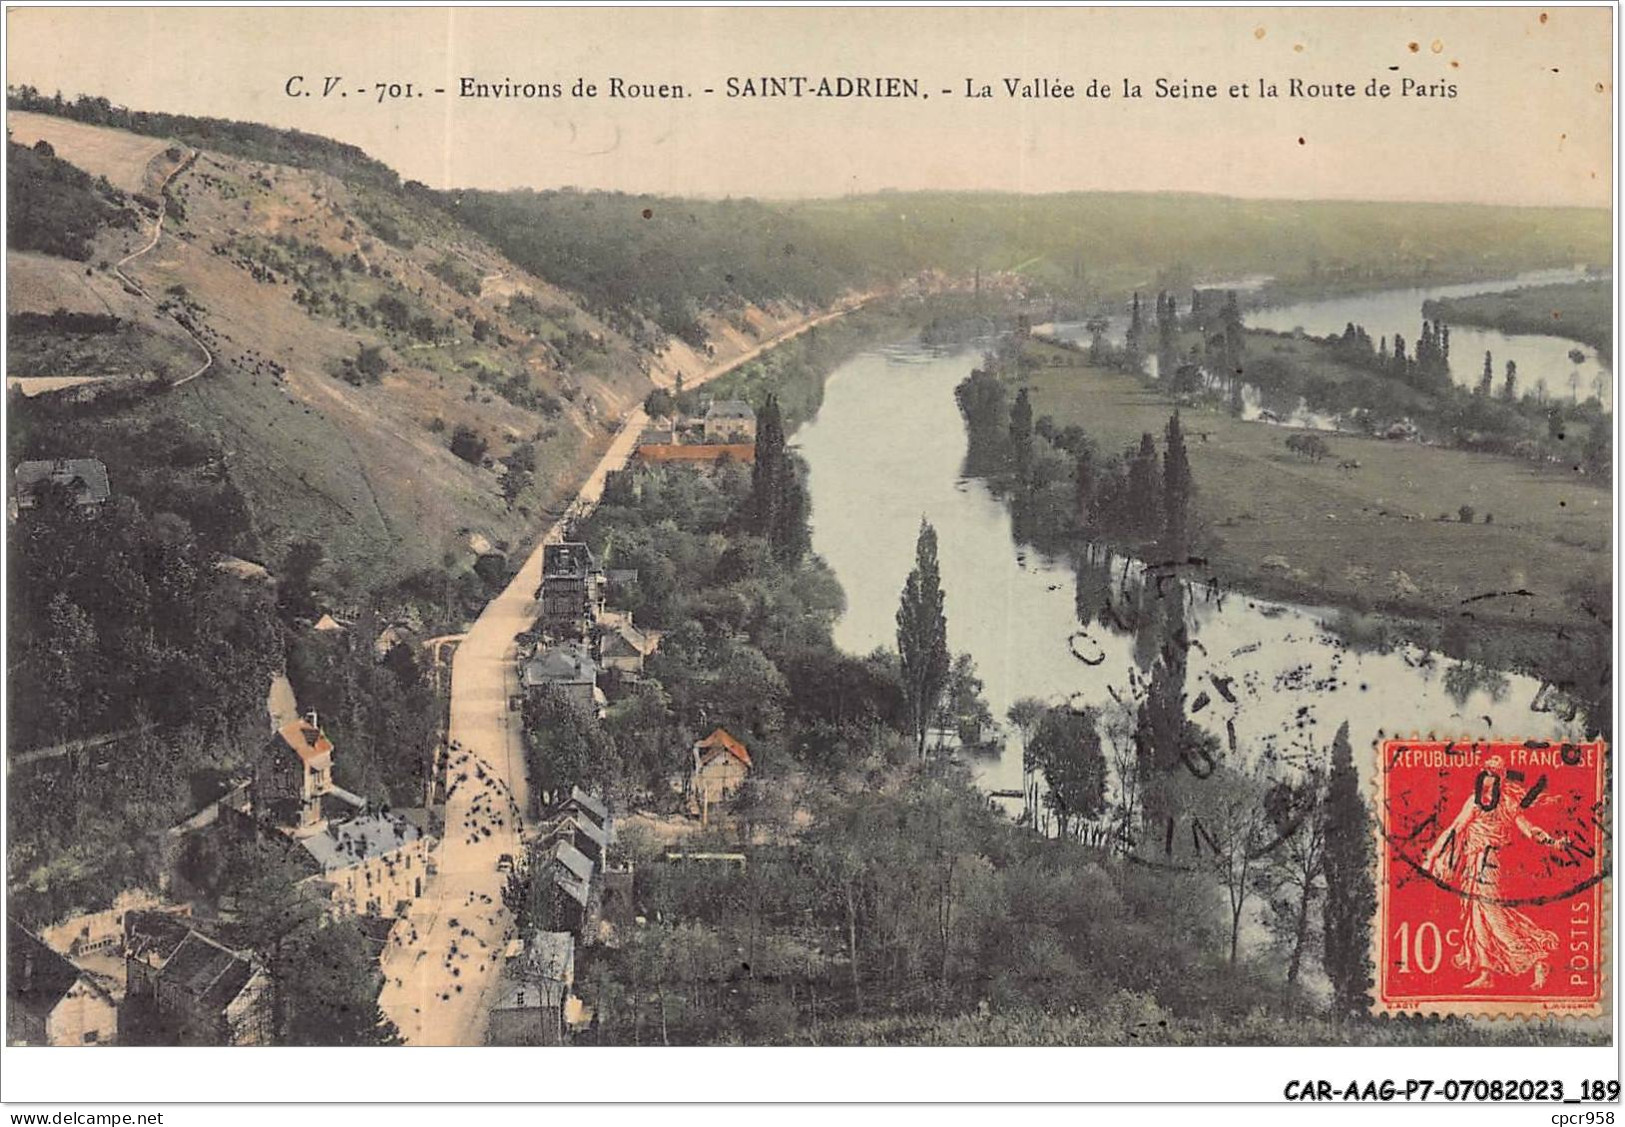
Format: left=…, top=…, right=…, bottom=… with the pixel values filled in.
left=1373, top=738, right=1608, bottom=1018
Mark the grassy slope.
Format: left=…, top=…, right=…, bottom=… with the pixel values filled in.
left=1020, top=339, right=1610, bottom=632
left=6, top=117, right=650, bottom=589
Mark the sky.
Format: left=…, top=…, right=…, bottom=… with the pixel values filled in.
left=5, top=5, right=1615, bottom=208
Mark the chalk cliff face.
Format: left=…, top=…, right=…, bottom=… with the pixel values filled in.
left=5, top=110, right=838, bottom=587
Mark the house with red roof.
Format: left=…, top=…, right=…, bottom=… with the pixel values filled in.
left=690, top=728, right=752, bottom=816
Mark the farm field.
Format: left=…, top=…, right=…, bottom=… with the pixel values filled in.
left=8, top=110, right=173, bottom=193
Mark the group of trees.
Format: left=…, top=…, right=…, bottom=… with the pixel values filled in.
left=175, top=836, right=399, bottom=1045
left=7, top=136, right=135, bottom=260
left=584, top=725, right=1383, bottom=1043
left=955, top=348, right=1198, bottom=557
left=7, top=416, right=282, bottom=922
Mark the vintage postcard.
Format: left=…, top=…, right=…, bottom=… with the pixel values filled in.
left=1, top=2, right=1616, bottom=1113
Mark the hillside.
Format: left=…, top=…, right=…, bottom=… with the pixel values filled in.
left=5, top=110, right=838, bottom=591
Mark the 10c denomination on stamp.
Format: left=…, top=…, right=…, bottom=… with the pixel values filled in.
left=1374, top=738, right=1608, bottom=1017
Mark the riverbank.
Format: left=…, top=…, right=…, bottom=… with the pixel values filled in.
left=1422, top=278, right=1614, bottom=361
left=1248, top=264, right=1610, bottom=313
left=979, top=336, right=1609, bottom=733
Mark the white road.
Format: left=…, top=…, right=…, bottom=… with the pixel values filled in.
left=377, top=299, right=868, bottom=1044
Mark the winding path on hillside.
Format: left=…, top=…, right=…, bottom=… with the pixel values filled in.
left=112, top=150, right=214, bottom=387
left=377, top=295, right=872, bottom=1044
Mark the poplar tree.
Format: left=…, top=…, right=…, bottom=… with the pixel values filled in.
left=1009, top=387, right=1034, bottom=479
left=1126, top=433, right=1161, bottom=538
left=1162, top=411, right=1192, bottom=555
left=747, top=394, right=809, bottom=563
left=1479, top=351, right=1494, bottom=396
left=896, top=518, right=950, bottom=759
left=1321, top=721, right=1375, bottom=1017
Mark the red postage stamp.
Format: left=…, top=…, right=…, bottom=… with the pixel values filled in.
left=1374, top=738, right=1608, bottom=1017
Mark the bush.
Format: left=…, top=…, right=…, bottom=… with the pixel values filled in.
left=449, top=424, right=487, bottom=465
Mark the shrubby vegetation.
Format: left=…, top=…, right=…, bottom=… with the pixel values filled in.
left=6, top=137, right=134, bottom=259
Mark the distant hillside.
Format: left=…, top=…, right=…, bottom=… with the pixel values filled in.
left=445, top=185, right=1610, bottom=346
left=442, top=189, right=871, bottom=345
left=773, top=191, right=1613, bottom=296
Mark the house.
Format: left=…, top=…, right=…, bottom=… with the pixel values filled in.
left=538, top=542, right=603, bottom=639
left=295, top=810, right=435, bottom=918
left=521, top=641, right=602, bottom=712
left=691, top=728, right=752, bottom=813
left=7, top=919, right=118, bottom=1046
left=703, top=400, right=757, bottom=443
left=487, top=931, right=576, bottom=1046
left=122, top=912, right=269, bottom=1046
left=13, top=458, right=111, bottom=513
left=544, top=839, right=597, bottom=937
left=596, top=613, right=660, bottom=676
left=251, top=714, right=343, bottom=836
left=558, top=786, right=609, bottom=831
left=537, top=810, right=608, bottom=865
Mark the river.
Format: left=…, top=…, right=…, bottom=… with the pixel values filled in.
left=797, top=281, right=1599, bottom=814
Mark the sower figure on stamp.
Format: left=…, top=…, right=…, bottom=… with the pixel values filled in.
left=1421, top=756, right=1568, bottom=990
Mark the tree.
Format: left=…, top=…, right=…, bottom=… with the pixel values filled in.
left=1500, top=359, right=1518, bottom=402
left=522, top=684, right=618, bottom=808
left=1198, top=766, right=1276, bottom=965
left=1126, top=433, right=1161, bottom=538
left=1162, top=412, right=1192, bottom=555
left=1028, top=706, right=1108, bottom=839
left=1262, top=765, right=1329, bottom=986
left=449, top=424, right=487, bottom=465
left=1322, top=721, right=1375, bottom=1016
left=1009, top=387, right=1034, bottom=479
left=277, top=917, right=401, bottom=1045
left=1073, top=446, right=1096, bottom=528
left=1007, top=697, right=1047, bottom=825
left=277, top=539, right=325, bottom=621
left=1478, top=351, right=1494, bottom=396
left=934, top=653, right=994, bottom=751
left=746, top=394, right=810, bottom=564
left=896, top=518, right=950, bottom=759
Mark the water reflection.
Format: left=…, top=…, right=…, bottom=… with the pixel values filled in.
left=797, top=336, right=1589, bottom=826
